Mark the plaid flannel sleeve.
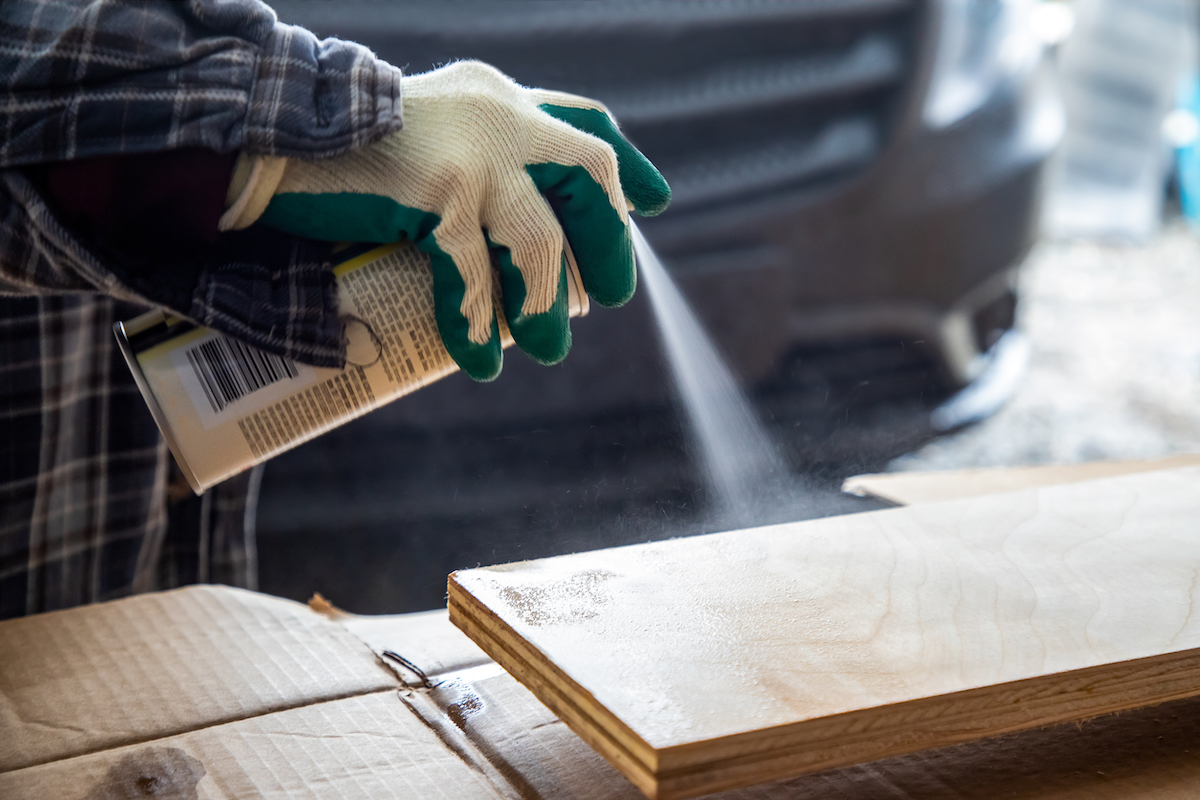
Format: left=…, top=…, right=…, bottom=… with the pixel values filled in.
left=0, top=0, right=407, bottom=367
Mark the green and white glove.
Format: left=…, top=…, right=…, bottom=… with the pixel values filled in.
left=220, top=60, right=670, bottom=381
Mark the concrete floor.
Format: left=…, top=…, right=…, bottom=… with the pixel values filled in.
left=891, top=221, right=1200, bottom=471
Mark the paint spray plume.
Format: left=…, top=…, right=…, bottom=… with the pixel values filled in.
left=633, top=221, right=803, bottom=528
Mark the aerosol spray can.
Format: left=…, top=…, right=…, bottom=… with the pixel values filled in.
left=115, top=241, right=589, bottom=493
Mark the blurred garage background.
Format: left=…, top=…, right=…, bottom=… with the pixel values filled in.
left=252, top=0, right=1200, bottom=613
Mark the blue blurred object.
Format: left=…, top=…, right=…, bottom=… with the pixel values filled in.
left=1175, top=74, right=1200, bottom=224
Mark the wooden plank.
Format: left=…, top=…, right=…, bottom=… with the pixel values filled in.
left=842, top=453, right=1200, bottom=506
left=449, top=466, right=1200, bottom=800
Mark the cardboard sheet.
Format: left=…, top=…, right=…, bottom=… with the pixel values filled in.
left=317, top=605, right=493, bottom=679
left=0, top=587, right=502, bottom=799
left=1, top=692, right=505, bottom=799
left=0, top=586, right=394, bottom=773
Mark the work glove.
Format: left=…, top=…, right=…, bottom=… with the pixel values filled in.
left=220, top=60, right=671, bottom=381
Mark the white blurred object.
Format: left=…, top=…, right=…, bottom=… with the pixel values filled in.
left=1042, top=0, right=1199, bottom=242
left=1031, top=1, right=1076, bottom=46
left=925, top=0, right=1043, bottom=128
left=1163, top=107, right=1200, bottom=147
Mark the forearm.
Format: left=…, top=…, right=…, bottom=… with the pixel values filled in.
left=0, top=0, right=403, bottom=168
left=0, top=0, right=409, bottom=366
left=0, top=0, right=405, bottom=293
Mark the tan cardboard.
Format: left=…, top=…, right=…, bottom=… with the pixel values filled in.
left=2, top=693, right=506, bottom=799
left=0, top=587, right=507, bottom=799
left=311, top=601, right=492, bottom=679
left=0, top=586, right=395, bottom=773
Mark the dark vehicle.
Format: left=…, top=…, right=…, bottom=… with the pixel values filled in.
left=257, top=0, right=1061, bottom=611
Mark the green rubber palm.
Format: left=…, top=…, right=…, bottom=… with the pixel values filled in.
left=228, top=61, right=670, bottom=381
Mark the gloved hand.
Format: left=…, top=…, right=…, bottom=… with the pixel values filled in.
left=220, top=60, right=670, bottom=381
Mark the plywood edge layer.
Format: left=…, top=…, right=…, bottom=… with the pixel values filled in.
left=650, top=647, right=1200, bottom=799
left=447, top=579, right=661, bottom=797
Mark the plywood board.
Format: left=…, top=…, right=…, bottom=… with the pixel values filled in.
left=449, top=466, right=1200, bottom=800
left=842, top=453, right=1200, bottom=506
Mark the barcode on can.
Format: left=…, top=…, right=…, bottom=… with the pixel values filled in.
left=185, top=336, right=299, bottom=413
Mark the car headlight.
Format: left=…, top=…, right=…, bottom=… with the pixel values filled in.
left=923, top=0, right=1044, bottom=128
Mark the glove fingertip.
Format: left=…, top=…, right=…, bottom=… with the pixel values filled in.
left=446, top=328, right=503, bottom=382
left=591, top=290, right=634, bottom=309
left=517, top=321, right=572, bottom=365
left=426, top=245, right=504, bottom=382
left=498, top=248, right=573, bottom=366
left=625, top=168, right=672, bottom=218
left=587, top=275, right=636, bottom=307
left=582, top=232, right=637, bottom=308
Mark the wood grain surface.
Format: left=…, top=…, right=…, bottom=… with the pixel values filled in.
left=449, top=467, right=1200, bottom=800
